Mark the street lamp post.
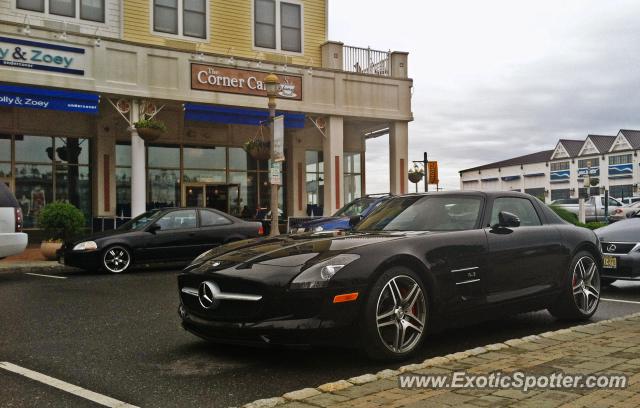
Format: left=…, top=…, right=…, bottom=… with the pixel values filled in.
left=264, top=73, right=280, bottom=237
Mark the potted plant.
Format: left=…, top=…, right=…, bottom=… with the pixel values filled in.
left=243, top=137, right=271, bottom=161
left=133, top=119, right=167, bottom=142
left=38, top=201, right=85, bottom=260
left=408, top=165, right=424, bottom=184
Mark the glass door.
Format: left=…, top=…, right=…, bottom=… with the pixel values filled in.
left=184, top=184, right=205, bottom=207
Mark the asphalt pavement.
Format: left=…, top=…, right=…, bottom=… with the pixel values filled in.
left=1, top=268, right=639, bottom=408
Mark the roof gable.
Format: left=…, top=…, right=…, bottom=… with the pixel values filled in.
left=619, top=129, right=640, bottom=149
left=578, top=138, right=598, bottom=156
left=551, top=142, right=570, bottom=160
left=610, top=131, right=633, bottom=152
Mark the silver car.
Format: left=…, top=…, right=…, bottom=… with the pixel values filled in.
left=595, top=218, right=640, bottom=285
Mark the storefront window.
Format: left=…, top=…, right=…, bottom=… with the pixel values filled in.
left=305, top=151, right=324, bottom=214
left=183, top=169, right=226, bottom=183
left=344, top=152, right=363, bottom=204
left=229, top=171, right=257, bottom=218
left=184, top=147, right=225, bottom=169
left=13, top=135, right=91, bottom=228
left=148, top=168, right=180, bottom=208
left=148, top=145, right=180, bottom=168
left=0, top=136, right=10, bottom=185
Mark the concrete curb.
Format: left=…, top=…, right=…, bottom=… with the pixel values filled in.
left=0, top=262, right=78, bottom=274
left=242, top=311, right=640, bottom=408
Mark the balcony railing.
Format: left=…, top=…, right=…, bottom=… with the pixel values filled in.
left=343, top=45, right=390, bottom=76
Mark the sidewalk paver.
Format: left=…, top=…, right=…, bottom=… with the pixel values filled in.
left=244, top=313, right=640, bottom=408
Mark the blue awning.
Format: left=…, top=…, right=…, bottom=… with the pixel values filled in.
left=0, top=84, right=99, bottom=114
left=501, top=175, right=520, bottom=181
left=184, top=103, right=306, bottom=128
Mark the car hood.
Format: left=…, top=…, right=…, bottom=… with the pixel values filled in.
left=188, top=231, right=420, bottom=271
left=595, top=218, right=640, bottom=242
left=68, top=229, right=140, bottom=246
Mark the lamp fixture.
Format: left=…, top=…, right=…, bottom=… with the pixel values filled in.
left=94, top=37, right=101, bottom=47
left=20, top=15, right=31, bottom=36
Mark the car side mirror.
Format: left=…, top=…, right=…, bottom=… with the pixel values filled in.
left=496, top=211, right=520, bottom=228
left=148, top=223, right=161, bottom=234
left=349, top=215, right=362, bottom=228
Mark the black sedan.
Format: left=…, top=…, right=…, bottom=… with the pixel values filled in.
left=595, top=218, right=640, bottom=285
left=61, top=207, right=263, bottom=273
left=178, top=192, right=602, bottom=360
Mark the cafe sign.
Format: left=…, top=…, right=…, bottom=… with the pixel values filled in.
left=0, top=36, right=86, bottom=76
left=191, top=63, right=302, bottom=101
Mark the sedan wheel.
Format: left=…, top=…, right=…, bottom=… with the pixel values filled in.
left=102, top=246, right=132, bottom=274
left=549, top=251, right=600, bottom=320
left=362, top=267, right=429, bottom=360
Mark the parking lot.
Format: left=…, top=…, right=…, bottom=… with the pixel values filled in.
left=1, top=268, right=640, bottom=408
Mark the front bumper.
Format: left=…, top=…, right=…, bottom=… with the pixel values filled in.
left=59, top=247, right=101, bottom=270
left=178, top=274, right=365, bottom=346
left=601, top=251, right=640, bottom=280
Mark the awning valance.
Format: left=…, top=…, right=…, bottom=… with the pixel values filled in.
left=184, top=103, right=306, bottom=128
left=0, top=84, right=99, bottom=114
left=501, top=175, right=521, bottom=181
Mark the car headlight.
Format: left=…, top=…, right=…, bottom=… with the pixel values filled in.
left=313, top=226, right=324, bottom=232
left=73, top=241, right=97, bottom=251
left=290, top=254, right=360, bottom=289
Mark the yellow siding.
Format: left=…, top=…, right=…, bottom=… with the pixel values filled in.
left=123, top=0, right=327, bottom=67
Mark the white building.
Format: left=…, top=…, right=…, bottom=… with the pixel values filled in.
left=459, top=129, right=640, bottom=203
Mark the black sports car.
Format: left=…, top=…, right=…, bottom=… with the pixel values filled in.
left=60, top=207, right=263, bottom=273
left=178, top=192, right=602, bottom=360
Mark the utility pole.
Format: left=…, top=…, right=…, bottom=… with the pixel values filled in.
left=424, top=152, right=428, bottom=192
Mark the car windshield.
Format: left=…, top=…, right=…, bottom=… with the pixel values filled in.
left=334, top=197, right=377, bottom=217
left=117, top=210, right=161, bottom=231
left=354, top=195, right=482, bottom=232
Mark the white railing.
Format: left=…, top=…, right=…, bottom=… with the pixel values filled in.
left=343, top=45, right=390, bottom=76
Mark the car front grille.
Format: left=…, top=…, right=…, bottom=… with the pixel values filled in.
left=601, top=242, right=638, bottom=255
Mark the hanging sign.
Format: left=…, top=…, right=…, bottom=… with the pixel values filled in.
left=273, top=115, right=285, bottom=162
left=269, top=162, right=282, bottom=185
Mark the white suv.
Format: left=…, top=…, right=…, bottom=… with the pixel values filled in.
left=0, top=183, right=28, bottom=259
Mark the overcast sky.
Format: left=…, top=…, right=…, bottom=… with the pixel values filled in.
left=329, top=0, right=640, bottom=192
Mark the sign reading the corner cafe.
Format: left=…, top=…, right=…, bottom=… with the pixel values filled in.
left=191, top=63, right=302, bottom=101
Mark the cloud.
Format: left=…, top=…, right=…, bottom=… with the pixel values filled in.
left=330, top=0, right=640, bottom=192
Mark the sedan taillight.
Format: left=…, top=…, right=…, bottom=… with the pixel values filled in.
left=258, top=224, right=264, bottom=236
left=15, top=207, right=23, bottom=232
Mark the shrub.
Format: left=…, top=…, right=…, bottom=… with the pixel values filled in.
left=38, top=201, right=85, bottom=242
left=549, top=205, right=606, bottom=230
left=549, top=205, right=579, bottom=224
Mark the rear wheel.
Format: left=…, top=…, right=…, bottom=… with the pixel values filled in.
left=102, top=245, right=132, bottom=274
left=361, top=266, right=429, bottom=361
left=548, top=251, right=600, bottom=320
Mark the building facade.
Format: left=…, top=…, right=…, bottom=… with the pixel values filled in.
left=459, top=129, right=640, bottom=203
left=0, top=0, right=413, bottom=231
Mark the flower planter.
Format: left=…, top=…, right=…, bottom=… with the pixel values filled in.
left=408, top=172, right=423, bottom=183
left=41, top=241, right=63, bottom=261
left=247, top=145, right=271, bottom=161
left=136, top=127, right=164, bottom=142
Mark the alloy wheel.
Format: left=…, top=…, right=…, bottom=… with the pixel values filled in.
left=376, top=275, right=427, bottom=354
left=572, top=256, right=600, bottom=314
left=103, top=246, right=131, bottom=273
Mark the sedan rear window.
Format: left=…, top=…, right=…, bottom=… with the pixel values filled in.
left=355, top=196, right=482, bottom=232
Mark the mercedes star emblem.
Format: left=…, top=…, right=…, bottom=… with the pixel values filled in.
left=198, top=281, right=221, bottom=309
left=607, top=244, right=617, bottom=253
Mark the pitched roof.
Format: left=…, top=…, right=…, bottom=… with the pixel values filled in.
left=557, top=139, right=584, bottom=157
left=586, top=135, right=616, bottom=153
left=460, top=150, right=553, bottom=173
left=619, top=129, right=640, bottom=149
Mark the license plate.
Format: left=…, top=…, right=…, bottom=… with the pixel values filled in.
left=603, top=255, right=617, bottom=269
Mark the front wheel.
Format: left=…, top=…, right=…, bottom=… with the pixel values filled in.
left=102, top=245, right=132, bottom=274
left=361, top=266, right=429, bottom=361
left=548, top=251, right=601, bottom=320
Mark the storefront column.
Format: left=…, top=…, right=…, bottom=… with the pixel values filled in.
left=93, top=119, right=116, bottom=217
left=323, top=116, right=344, bottom=215
left=130, top=100, right=146, bottom=217
left=289, top=145, right=307, bottom=217
left=389, top=121, right=409, bottom=195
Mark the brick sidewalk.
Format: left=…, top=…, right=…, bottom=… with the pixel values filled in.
left=244, top=313, right=640, bottom=408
